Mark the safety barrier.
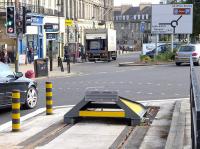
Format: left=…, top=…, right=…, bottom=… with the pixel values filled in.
left=190, top=57, right=200, bottom=149
left=46, top=82, right=53, bottom=115
left=64, top=90, right=146, bottom=126
left=12, top=90, right=20, bottom=132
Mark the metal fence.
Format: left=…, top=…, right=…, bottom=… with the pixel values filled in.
left=190, top=56, right=200, bottom=149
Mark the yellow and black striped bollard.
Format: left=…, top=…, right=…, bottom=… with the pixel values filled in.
left=12, top=90, right=20, bottom=132
left=46, top=82, right=53, bottom=115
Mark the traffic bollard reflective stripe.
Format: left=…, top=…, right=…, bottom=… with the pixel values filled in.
left=12, top=90, right=20, bottom=132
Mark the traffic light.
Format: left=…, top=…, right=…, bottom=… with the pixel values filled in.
left=22, top=6, right=26, bottom=34
left=6, top=6, right=15, bottom=34
left=22, top=7, right=32, bottom=33
left=16, top=13, right=23, bottom=34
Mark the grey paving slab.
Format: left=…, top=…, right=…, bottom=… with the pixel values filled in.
left=36, top=122, right=126, bottom=149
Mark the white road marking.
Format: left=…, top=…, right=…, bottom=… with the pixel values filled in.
left=156, top=84, right=161, bottom=86
left=175, top=94, right=180, bottom=96
left=161, top=93, right=166, bottom=95
left=167, top=84, right=172, bottom=86
left=136, top=92, right=142, bottom=94
left=147, top=93, right=153, bottom=95
left=139, top=98, right=189, bottom=103
left=0, top=108, right=45, bottom=132
left=99, top=72, right=107, bottom=74
left=147, top=83, right=152, bottom=85
left=125, top=90, right=131, bottom=93
left=116, top=70, right=125, bottom=73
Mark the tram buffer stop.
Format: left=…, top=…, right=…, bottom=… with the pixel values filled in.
left=64, top=91, right=147, bottom=126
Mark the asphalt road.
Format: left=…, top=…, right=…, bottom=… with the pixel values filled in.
left=0, top=52, right=197, bottom=124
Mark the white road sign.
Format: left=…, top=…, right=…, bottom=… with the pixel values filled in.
left=151, top=4, right=193, bottom=34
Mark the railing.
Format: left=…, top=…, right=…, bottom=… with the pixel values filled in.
left=190, top=56, right=200, bottom=149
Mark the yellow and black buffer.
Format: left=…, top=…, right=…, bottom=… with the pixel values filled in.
left=12, top=90, right=20, bottom=132
left=46, top=82, right=53, bottom=115
left=64, top=91, right=147, bottom=126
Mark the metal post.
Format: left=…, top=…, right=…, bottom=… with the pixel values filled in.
left=46, top=82, right=53, bottom=115
left=67, top=60, right=70, bottom=73
left=57, top=0, right=61, bottom=67
left=49, top=40, right=53, bottom=71
left=155, top=34, right=158, bottom=56
left=15, top=36, right=19, bottom=72
left=171, top=34, right=174, bottom=52
left=12, top=90, right=20, bottom=132
left=187, top=34, right=190, bottom=44
left=15, top=0, right=19, bottom=72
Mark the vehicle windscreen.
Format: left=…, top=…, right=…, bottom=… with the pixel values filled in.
left=179, top=46, right=195, bottom=52
left=89, top=41, right=101, bottom=50
left=0, top=63, right=14, bottom=77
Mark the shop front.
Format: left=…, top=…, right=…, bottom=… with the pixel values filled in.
left=45, top=23, right=59, bottom=59
left=19, top=14, right=44, bottom=64
left=43, top=16, right=65, bottom=60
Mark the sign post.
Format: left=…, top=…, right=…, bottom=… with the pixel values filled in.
left=140, top=22, right=145, bottom=52
left=151, top=4, right=193, bottom=52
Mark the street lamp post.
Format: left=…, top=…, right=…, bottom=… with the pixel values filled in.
left=57, top=0, right=61, bottom=67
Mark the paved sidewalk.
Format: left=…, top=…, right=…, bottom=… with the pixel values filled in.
left=9, top=61, right=81, bottom=79
left=0, top=99, right=191, bottom=149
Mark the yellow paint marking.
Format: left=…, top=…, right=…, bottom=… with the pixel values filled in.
left=120, top=99, right=145, bottom=114
left=79, top=111, right=125, bottom=118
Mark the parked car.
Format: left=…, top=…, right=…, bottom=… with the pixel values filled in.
left=0, top=62, right=38, bottom=109
left=146, top=44, right=171, bottom=58
left=175, top=44, right=200, bottom=66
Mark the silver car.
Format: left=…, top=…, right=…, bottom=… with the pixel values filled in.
left=175, top=44, right=200, bottom=66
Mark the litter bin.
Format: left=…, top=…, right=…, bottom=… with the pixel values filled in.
left=34, top=58, right=48, bottom=78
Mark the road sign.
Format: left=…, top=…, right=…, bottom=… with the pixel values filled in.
left=65, top=19, right=73, bottom=26
left=151, top=4, right=193, bottom=34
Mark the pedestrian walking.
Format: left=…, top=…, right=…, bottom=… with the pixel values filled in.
left=0, top=49, right=5, bottom=63
left=3, top=48, right=10, bottom=64
left=64, top=45, right=69, bottom=62
left=27, top=47, right=33, bottom=64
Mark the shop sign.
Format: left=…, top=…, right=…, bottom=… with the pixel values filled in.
left=26, top=16, right=43, bottom=26
left=46, top=33, right=57, bottom=40
left=45, top=23, right=59, bottom=32
left=65, top=19, right=73, bottom=26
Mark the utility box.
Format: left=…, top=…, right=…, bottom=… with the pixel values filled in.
left=34, top=58, right=48, bottom=77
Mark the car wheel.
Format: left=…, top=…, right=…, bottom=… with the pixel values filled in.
left=176, top=62, right=181, bottom=66
left=25, top=87, right=38, bottom=109
left=196, top=59, right=200, bottom=66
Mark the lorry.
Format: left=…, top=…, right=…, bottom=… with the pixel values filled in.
left=84, top=28, right=117, bottom=62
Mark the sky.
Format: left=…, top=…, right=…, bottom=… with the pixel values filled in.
left=114, top=0, right=161, bottom=6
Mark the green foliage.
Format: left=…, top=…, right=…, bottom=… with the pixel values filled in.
left=140, top=55, right=152, bottom=63
left=155, top=51, right=175, bottom=62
